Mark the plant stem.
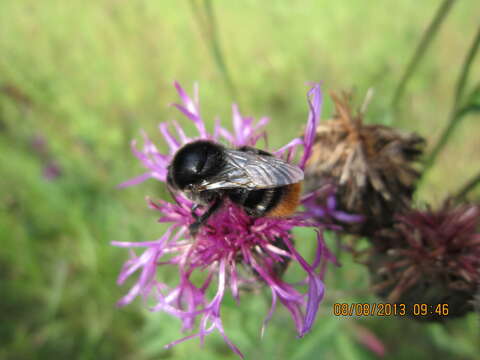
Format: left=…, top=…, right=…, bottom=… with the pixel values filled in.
left=452, top=27, right=480, bottom=108
left=188, top=0, right=238, bottom=100
left=391, top=0, right=456, bottom=109
left=454, top=170, right=480, bottom=201
left=421, top=26, right=480, bottom=179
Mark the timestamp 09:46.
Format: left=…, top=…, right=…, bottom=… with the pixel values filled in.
left=332, top=303, right=449, bottom=317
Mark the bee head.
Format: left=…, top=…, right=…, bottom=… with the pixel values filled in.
left=169, top=140, right=224, bottom=190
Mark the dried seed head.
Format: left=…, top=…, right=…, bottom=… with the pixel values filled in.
left=369, top=201, right=480, bottom=321
left=304, top=91, right=425, bottom=236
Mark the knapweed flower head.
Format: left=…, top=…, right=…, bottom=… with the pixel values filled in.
left=113, top=82, right=336, bottom=357
left=304, top=91, right=425, bottom=237
left=369, top=200, right=480, bottom=320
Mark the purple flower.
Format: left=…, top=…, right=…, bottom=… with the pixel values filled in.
left=370, top=201, right=480, bottom=319
left=42, top=161, right=62, bottom=181
left=30, top=134, right=62, bottom=181
left=113, top=82, right=335, bottom=357
left=302, top=184, right=364, bottom=225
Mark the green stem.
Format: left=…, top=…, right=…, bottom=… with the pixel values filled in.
left=421, top=26, right=480, bottom=179
left=454, top=170, right=480, bottom=201
left=391, top=0, right=456, bottom=109
left=188, top=0, right=238, bottom=100
left=452, top=27, right=480, bottom=108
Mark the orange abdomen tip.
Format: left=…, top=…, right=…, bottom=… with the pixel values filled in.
left=266, top=182, right=303, bottom=217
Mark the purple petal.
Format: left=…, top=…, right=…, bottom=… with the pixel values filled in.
left=333, top=211, right=365, bottom=223
left=117, top=172, right=152, bottom=188
left=261, top=290, right=277, bottom=338
left=274, top=138, right=303, bottom=157
left=172, top=120, right=190, bottom=144
left=217, top=125, right=235, bottom=145
left=282, top=236, right=325, bottom=336
left=159, top=122, right=180, bottom=154
left=253, top=116, right=269, bottom=132
left=173, top=82, right=207, bottom=137
left=300, top=83, right=322, bottom=169
left=174, top=81, right=198, bottom=115
left=232, top=104, right=245, bottom=145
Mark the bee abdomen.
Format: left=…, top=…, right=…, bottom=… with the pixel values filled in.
left=265, top=182, right=302, bottom=217
left=227, top=182, right=302, bottom=218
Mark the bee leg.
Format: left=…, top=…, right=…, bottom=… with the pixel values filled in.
left=189, top=198, right=223, bottom=236
left=190, top=203, right=200, bottom=220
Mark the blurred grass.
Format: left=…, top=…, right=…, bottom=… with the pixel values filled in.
left=0, top=1, right=479, bottom=359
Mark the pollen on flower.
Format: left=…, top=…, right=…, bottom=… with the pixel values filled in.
left=113, top=82, right=337, bottom=357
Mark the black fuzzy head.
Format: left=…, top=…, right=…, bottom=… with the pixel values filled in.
left=169, top=140, right=225, bottom=190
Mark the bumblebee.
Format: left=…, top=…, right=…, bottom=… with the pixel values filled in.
left=167, top=140, right=304, bottom=235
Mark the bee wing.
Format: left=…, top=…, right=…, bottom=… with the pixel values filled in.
left=198, top=149, right=304, bottom=190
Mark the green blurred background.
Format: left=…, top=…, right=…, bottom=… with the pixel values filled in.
left=1, top=1, right=479, bottom=359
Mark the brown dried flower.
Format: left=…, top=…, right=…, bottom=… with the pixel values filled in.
left=304, top=91, right=425, bottom=236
